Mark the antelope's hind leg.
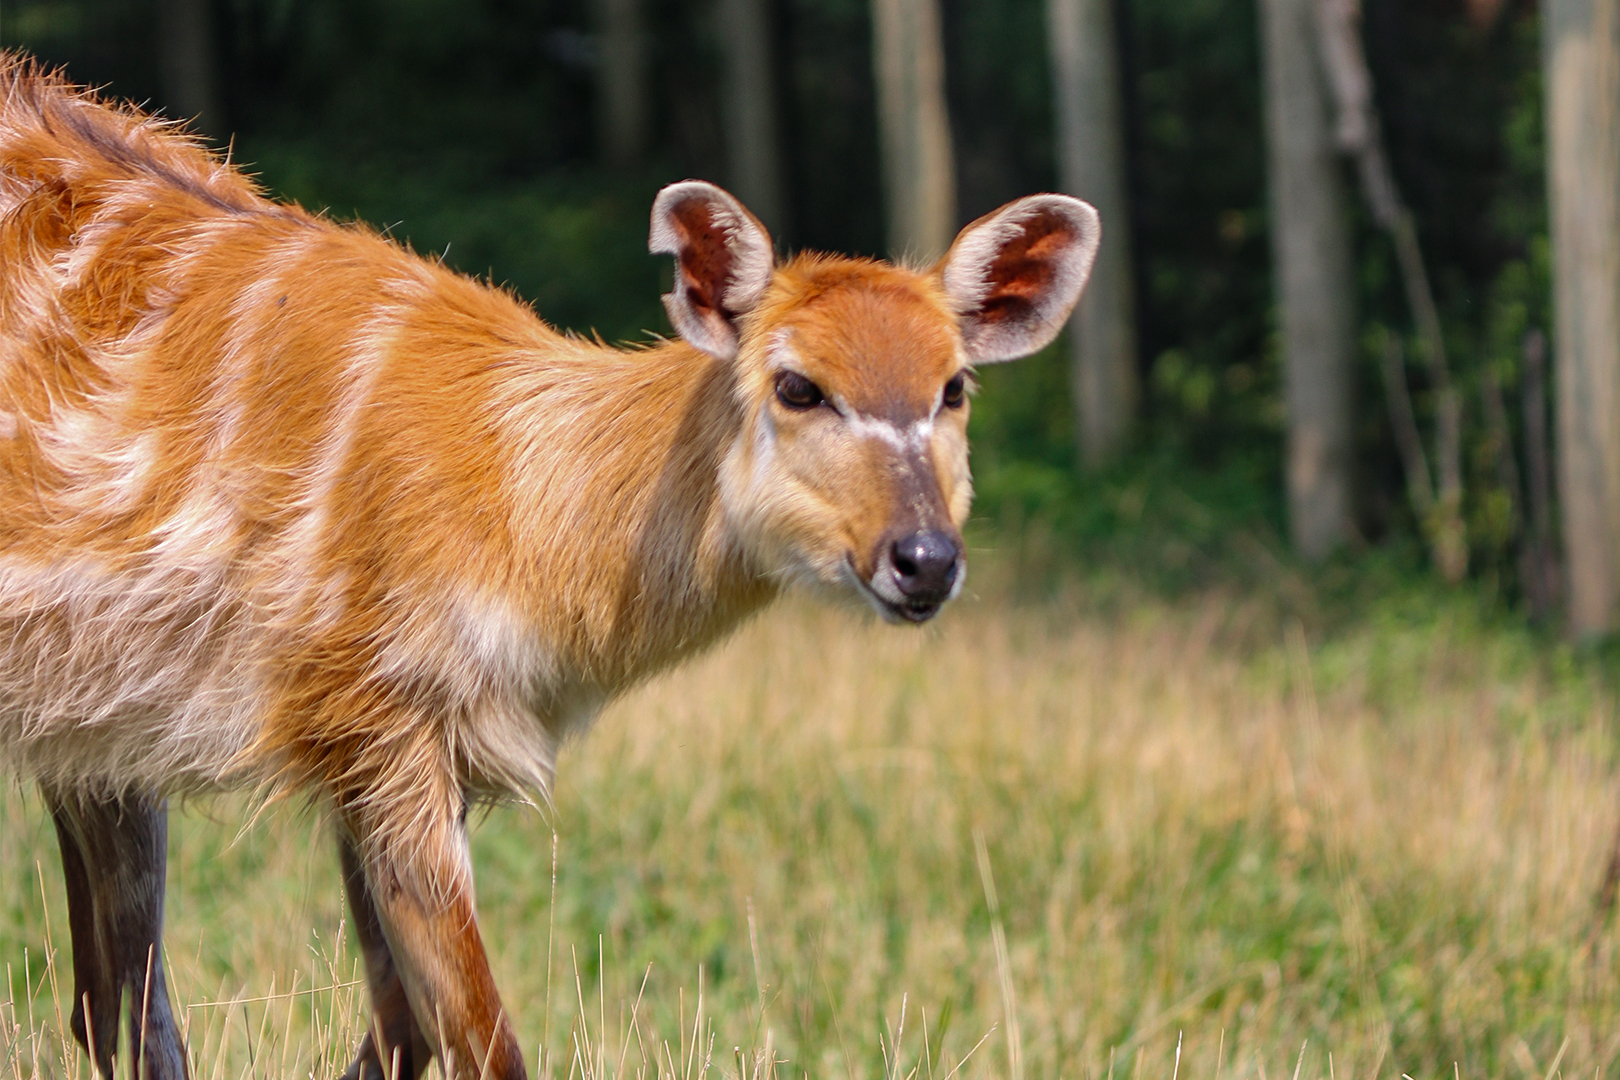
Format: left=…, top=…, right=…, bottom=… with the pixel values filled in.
left=337, top=832, right=432, bottom=1080
left=45, top=787, right=189, bottom=1080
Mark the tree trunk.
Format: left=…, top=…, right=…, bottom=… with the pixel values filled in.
left=1315, top=0, right=1466, bottom=581
left=719, top=0, right=785, bottom=234
left=158, top=0, right=222, bottom=139
left=871, top=0, right=957, bottom=262
left=1520, top=329, right=1561, bottom=621
left=597, top=0, right=647, bottom=167
left=1047, top=0, right=1138, bottom=467
left=1259, top=0, right=1356, bottom=561
left=1545, top=0, right=1620, bottom=636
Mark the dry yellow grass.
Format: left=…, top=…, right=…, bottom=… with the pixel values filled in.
left=3, top=570, right=1618, bottom=1079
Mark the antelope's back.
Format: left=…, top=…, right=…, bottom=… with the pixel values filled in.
left=0, top=58, right=553, bottom=793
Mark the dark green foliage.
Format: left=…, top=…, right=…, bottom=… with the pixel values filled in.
left=1127, top=0, right=1274, bottom=453
left=941, top=0, right=1056, bottom=222
left=244, top=139, right=670, bottom=343
left=1356, top=1, right=1552, bottom=584
left=779, top=0, right=885, bottom=254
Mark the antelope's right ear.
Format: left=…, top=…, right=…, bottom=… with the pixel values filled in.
left=938, top=194, right=1101, bottom=364
left=649, top=181, right=775, bottom=361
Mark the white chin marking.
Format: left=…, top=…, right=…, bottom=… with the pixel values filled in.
left=841, top=555, right=912, bottom=624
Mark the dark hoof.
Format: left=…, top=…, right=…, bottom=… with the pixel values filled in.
left=341, top=1032, right=420, bottom=1080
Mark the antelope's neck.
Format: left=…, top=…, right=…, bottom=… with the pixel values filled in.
left=491, top=336, right=777, bottom=697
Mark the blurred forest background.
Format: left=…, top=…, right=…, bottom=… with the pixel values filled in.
left=1, top=0, right=1596, bottom=633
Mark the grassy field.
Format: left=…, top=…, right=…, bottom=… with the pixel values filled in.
left=2, top=553, right=1619, bottom=1080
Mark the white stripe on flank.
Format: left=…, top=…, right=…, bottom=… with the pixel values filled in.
left=209, top=231, right=324, bottom=459
left=282, top=274, right=430, bottom=580
left=149, top=233, right=328, bottom=567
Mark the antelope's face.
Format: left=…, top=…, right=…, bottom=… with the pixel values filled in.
left=727, top=271, right=973, bottom=623
left=650, top=182, right=1101, bottom=623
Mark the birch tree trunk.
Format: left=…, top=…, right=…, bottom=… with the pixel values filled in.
left=597, top=0, right=647, bottom=166
left=158, top=0, right=222, bottom=139
left=1546, top=0, right=1620, bottom=635
left=719, top=0, right=785, bottom=233
left=1047, top=0, right=1138, bottom=467
left=1259, top=0, right=1356, bottom=560
left=871, top=0, right=957, bottom=262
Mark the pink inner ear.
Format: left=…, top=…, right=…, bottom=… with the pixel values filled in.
left=671, top=199, right=737, bottom=319
left=975, top=209, right=1075, bottom=324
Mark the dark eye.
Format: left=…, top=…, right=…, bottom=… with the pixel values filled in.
left=942, top=372, right=967, bottom=409
left=775, top=371, right=825, bottom=411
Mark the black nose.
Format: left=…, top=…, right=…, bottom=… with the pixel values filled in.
left=890, top=530, right=960, bottom=602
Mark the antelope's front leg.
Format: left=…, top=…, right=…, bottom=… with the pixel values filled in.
left=342, top=800, right=524, bottom=1080
left=337, top=833, right=432, bottom=1080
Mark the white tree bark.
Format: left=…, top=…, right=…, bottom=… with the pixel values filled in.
left=1546, top=0, right=1620, bottom=635
left=1047, top=0, right=1138, bottom=467
left=1259, top=0, right=1357, bottom=560
left=871, top=0, right=957, bottom=262
left=597, top=0, right=647, bottom=166
left=719, top=0, right=785, bottom=233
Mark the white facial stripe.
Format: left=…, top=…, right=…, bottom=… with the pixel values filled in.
left=844, top=412, right=934, bottom=451
left=770, top=326, right=956, bottom=449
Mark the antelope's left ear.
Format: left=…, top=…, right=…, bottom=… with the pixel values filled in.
left=937, top=194, right=1101, bottom=364
left=650, top=180, right=775, bottom=361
